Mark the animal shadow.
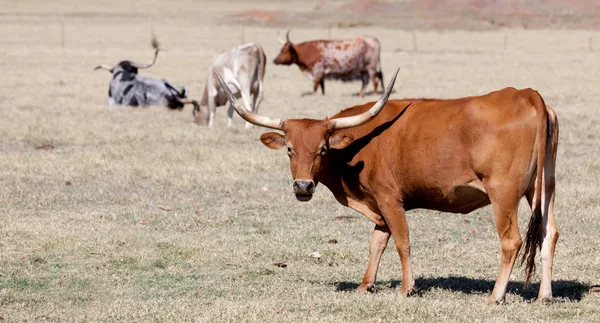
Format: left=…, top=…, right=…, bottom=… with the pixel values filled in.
left=333, top=276, right=589, bottom=302
left=300, top=91, right=319, bottom=97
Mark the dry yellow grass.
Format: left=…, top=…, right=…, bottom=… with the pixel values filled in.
left=1, top=1, right=599, bottom=321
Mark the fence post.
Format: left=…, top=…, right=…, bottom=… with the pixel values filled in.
left=61, top=21, right=65, bottom=48
left=412, top=30, right=417, bottom=52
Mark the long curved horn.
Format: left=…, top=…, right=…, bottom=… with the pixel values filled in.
left=94, top=64, right=113, bottom=72
left=175, top=97, right=197, bottom=105
left=329, top=68, right=400, bottom=130
left=213, top=70, right=283, bottom=130
left=132, top=49, right=159, bottom=69
left=285, top=29, right=291, bottom=43
left=176, top=97, right=201, bottom=113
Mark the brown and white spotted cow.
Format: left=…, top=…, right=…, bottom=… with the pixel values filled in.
left=273, top=30, right=383, bottom=97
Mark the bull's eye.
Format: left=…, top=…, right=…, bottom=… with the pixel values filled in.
left=320, top=146, right=327, bottom=155
left=287, top=147, right=292, bottom=155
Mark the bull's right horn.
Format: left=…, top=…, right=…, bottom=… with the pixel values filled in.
left=132, top=49, right=159, bottom=69
left=94, top=64, right=113, bottom=72
left=329, top=68, right=400, bottom=130
left=285, top=29, right=291, bottom=43
left=175, top=97, right=198, bottom=106
left=213, top=70, right=283, bottom=130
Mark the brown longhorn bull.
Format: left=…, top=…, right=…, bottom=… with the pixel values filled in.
left=214, top=69, right=559, bottom=304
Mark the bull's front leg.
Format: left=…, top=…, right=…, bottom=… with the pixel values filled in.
left=313, top=78, right=323, bottom=94
left=208, top=97, right=217, bottom=127
left=346, top=198, right=391, bottom=294
left=358, top=224, right=390, bottom=293
left=378, top=200, right=415, bottom=296
left=358, top=72, right=370, bottom=98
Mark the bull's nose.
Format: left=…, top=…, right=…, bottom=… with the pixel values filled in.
left=293, top=180, right=315, bottom=195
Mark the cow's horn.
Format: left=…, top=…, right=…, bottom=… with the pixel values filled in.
left=175, top=97, right=196, bottom=105
left=132, top=49, right=159, bottom=69
left=329, top=68, right=400, bottom=130
left=94, top=64, right=113, bottom=72
left=213, top=70, right=283, bottom=130
left=285, top=29, right=291, bottom=43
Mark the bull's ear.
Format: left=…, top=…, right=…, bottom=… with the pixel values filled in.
left=329, top=133, right=354, bottom=150
left=260, top=132, right=287, bottom=150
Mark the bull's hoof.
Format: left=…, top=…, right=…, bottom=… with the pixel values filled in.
left=536, top=295, right=553, bottom=304
left=400, top=286, right=416, bottom=297
left=356, top=283, right=376, bottom=294
left=487, top=295, right=505, bottom=305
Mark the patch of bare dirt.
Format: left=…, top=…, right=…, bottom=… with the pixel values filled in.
left=229, top=0, right=600, bottom=30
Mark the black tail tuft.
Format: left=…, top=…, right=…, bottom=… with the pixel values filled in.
left=521, top=200, right=543, bottom=287
left=377, top=71, right=384, bottom=90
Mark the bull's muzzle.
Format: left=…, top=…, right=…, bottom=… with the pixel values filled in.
left=293, top=180, right=315, bottom=202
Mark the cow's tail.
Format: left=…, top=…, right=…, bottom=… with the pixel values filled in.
left=520, top=89, right=549, bottom=287
left=376, top=70, right=384, bottom=89
left=374, top=39, right=383, bottom=88
left=257, top=44, right=266, bottom=82
left=254, top=44, right=266, bottom=114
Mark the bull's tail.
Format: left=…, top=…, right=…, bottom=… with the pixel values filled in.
left=520, top=90, right=549, bottom=287
left=256, top=44, right=266, bottom=82
left=374, top=39, right=383, bottom=89
left=254, top=44, right=266, bottom=114
left=376, top=70, right=384, bottom=89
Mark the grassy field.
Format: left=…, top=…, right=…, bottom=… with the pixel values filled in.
left=1, top=1, right=599, bottom=321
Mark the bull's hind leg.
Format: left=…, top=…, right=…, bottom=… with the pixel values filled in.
left=358, top=224, right=390, bottom=293
left=359, top=72, right=369, bottom=98
left=486, top=184, right=523, bottom=304
left=240, top=90, right=254, bottom=129
left=527, top=108, right=559, bottom=302
left=313, top=78, right=325, bottom=95
left=227, top=104, right=235, bottom=127
left=368, top=69, right=380, bottom=94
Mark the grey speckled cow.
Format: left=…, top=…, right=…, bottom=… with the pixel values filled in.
left=94, top=50, right=192, bottom=110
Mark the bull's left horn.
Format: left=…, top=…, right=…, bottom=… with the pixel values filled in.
left=276, top=30, right=286, bottom=44
left=94, top=64, right=113, bottom=72
left=132, top=49, right=159, bottom=69
left=329, top=68, right=400, bottom=130
left=213, top=71, right=283, bottom=130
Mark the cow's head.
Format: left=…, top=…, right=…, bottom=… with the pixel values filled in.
left=273, top=30, right=297, bottom=66
left=94, top=49, right=159, bottom=76
left=214, top=69, right=400, bottom=202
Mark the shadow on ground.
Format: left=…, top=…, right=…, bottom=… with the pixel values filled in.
left=332, top=276, right=589, bottom=302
